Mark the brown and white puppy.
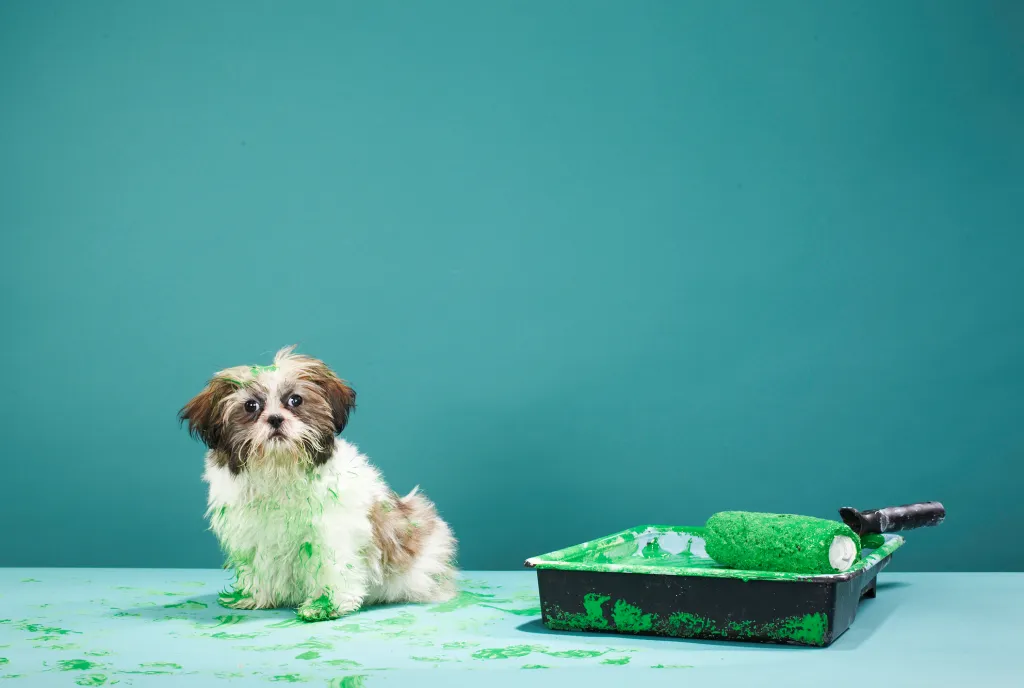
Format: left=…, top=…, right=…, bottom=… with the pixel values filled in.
left=180, top=346, right=456, bottom=621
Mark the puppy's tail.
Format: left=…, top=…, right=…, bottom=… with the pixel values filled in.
left=403, top=485, right=420, bottom=500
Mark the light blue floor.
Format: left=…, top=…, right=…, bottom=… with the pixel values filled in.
left=1, top=569, right=1020, bottom=686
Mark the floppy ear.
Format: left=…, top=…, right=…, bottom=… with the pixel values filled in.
left=178, top=377, right=237, bottom=448
left=303, top=365, right=356, bottom=434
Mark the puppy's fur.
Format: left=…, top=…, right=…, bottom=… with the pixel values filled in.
left=180, top=346, right=457, bottom=621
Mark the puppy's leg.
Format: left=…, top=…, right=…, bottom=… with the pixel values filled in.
left=217, top=551, right=261, bottom=610
left=295, top=542, right=369, bottom=622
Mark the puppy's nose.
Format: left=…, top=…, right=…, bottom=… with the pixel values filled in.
left=267, top=415, right=284, bottom=429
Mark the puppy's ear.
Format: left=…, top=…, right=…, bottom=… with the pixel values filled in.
left=304, top=365, right=356, bottom=434
left=178, top=377, right=237, bottom=448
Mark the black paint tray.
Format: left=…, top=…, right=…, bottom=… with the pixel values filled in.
left=525, top=525, right=904, bottom=647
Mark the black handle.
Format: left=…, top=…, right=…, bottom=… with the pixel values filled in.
left=838, top=501, right=945, bottom=535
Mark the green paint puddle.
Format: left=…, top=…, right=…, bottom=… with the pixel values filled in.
left=295, top=651, right=319, bottom=660
left=74, top=675, right=108, bottom=687
left=58, top=659, right=97, bottom=671
left=164, top=600, right=207, bottom=610
left=327, top=677, right=366, bottom=688
left=602, top=657, right=630, bottom=665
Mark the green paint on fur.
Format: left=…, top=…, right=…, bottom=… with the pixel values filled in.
left=218, top=588, right=253, bottom=609
left=58, top=660, right=97, bottom=671
left=297, top=594, right=337, bottom=622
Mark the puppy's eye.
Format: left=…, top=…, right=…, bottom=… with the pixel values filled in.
left=244, top=399, right=261, bottom=414
left=287, top=394, right=303, bottom=408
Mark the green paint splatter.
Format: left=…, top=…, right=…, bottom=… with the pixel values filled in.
left=602, top=657, right=630, bottom=665
left=295, top=651, right=319, bottom=660
left=84, top=651, right=111, bottom=657
left=652, top=664, right=694, bottom=669
left=210, top=615, right=246, bottom=628
left=142, top=663, right=181, bottom=670
left=164, top=600, right=207, bottom=610
left=323, top=659, right=361, bottom=668
left=611, top=599, right=654, bottom=632
left=58, top=660, right=97, bottom=671
left=479, top=605, right=540, bottom=616
left=430, top=590, right=500, bottom=613
left=266, top=618, right=304, bottom=629
left=74, top=675, right=108, bottom=686
left=18, top=622, right=79, bottom=635
left=20, top=579, right=41, bottom=583
left=376, top=612, right=415, bottom=626
left=546, top=594, right=829, bottom=645
left=542, top=649, right=605, bottom=659
left=521, top=665, right=548, bottom=670
left=471, top=645, right=542, bottom=660
left=270, top=675, right=304, bottom=683
left=0, top=661, right=6, bottom=666
left=327, top=677, right=366, bottom=688
left=441, top=642, right=477, bottom=650
left=210, top=631, right=263, bottom=639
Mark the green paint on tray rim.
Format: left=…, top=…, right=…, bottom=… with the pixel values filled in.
left=545, top=593, right=830, bottom=646
left=526, top=524, right=904, bottom=581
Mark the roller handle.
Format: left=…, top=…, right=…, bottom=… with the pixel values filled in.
left=838, top=501, right=945, bottom=535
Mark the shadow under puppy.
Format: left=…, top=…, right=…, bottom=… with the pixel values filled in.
left=179, top=346, right=457, bottom=621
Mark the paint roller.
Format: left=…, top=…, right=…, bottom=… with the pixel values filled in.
left=703, top=502, right=945, bottom=575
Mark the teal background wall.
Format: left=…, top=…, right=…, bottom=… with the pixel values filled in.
left=2, top=0, right=1022, bottom=572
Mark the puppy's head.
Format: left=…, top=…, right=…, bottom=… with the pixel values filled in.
left=179, top=346, right=356, bottom=473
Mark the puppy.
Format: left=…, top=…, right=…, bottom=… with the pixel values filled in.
left=179, top=346, right=457, bottom=621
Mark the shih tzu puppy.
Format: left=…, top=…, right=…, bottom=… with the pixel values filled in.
left=179, top=346, right=457, bottom=622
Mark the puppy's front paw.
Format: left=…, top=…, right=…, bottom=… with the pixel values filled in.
left=296, top=593, right=346, bottom=623
left=218, top=588, right=257, bottom=610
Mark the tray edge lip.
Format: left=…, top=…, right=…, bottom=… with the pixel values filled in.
left=523, top=524, right=906, bottom=583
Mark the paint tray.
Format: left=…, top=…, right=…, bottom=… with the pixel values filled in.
left=525, top=525, right=904, bottom=647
